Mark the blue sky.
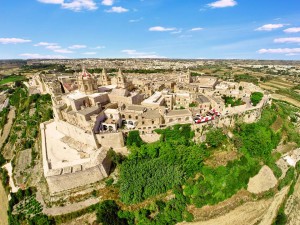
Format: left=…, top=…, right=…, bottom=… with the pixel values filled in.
left=1, top=0, right=300, bottom=60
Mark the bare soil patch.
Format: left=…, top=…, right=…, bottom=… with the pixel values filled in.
left=275, top=142, right=298, bottom=155
left=271, top=116, right=283, bottom=132
left=60, top=212, right=96, bottom=225
left=179, top=186, right=289, bottom=225
left=140, top=133, right=161, bottom=143
left=272, top=94, right=300, bottom=107
left=0, top=183, right=8, bottom=225
left=247, top=166, right=277, bottom=194
left=259, top=84, right=278, bottom=91
left=0, top=108, right=15, bottom=149
left=14, top=149, right=32, bottom=186
left=285, top=176, right=300, bottom=225
left=187, top=190, right=253, bottom=221
left=205, top=149, right=239, bottom=168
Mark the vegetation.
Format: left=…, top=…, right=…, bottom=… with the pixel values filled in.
left=205, top=128, right=226, bottom=148
left=8, top=188, right=55, bottom=225
left=0, top=107, right=9, bottom=131
left=189, top=102, right=198, bottom=107
left=126, top=130, right=144, bottom=147
left=0, top=75, right=26, bottom=85
left=234, top=106, right=280, bottom=159
left=96, top=200, right=128, bottom=225
left=276, top=88, right=300, bottom=102
left=250, top=92, right=263, bottom=106
left=234, top=74, right=258, bottom=84
left=222, top=95, right=244, bottom=107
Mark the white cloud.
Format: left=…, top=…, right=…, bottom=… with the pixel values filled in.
left=129, top=17, right=143, bottom=23
left=62, top=0, right=97, bottom=11
left=83, top=52, right=97, bottom=55
left=171, top=29, right=182, bottom=34
left=105, top=6, right=128, bottom=13
left=121, top=49, right=166, bottom=58
left=38, top=0, right=63, bottom=4
left=101, top=0, right=114, bottom=6
left=286, top=53, right=299, bottom=56
left=93, top=45, right=106, bottom=49
left=38, top=0, right=98, bottom=11
left=20, top=53, right=66, bottom=59
left=284, top=27, right=300, bottom=33
left=0, top=38, right=31, bottom=44
left=69, top=44, right=87, bottom=49
left=190, top=27, right=204, bottom=31
left=34, top=42, right=57, bottom=46
left=208, top=0, right=237, bottom=8
left=149, top=26, right=176, bottom=32
left=46, top=45, right=61, bottom=50
left=53, top=49, right=73, bottom=53
left=274, top=37, right=300, bottom=44
left=258, top=48, right=300, bottom=54
left=256, top=24, right=286, bottom=31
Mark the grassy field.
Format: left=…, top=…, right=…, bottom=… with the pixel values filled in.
left=0, top=75, right=26, bottom=86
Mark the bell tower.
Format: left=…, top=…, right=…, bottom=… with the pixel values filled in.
left=77, top=67, right=98, bottom=95
left=116, top=68, right=127, bottom=89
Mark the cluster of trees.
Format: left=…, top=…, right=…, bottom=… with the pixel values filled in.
left=184, top=155, right=260, bottom=207
left=250, top=92, right=263, bottom=106
left=120, top=125, right=202, bottom=204
left=222, top=95, right=244, bottom=107
left=0, top=107, right=9, bottom=131
left=234, top=74, right=258, bottom=84
left=205, top=128, right=226, bottom=148
left=97, top=190, right=193, bottom=225
left=234, top=106, right=280, bottom=159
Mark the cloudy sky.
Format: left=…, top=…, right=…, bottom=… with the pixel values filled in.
left=1, top=0, right=300, bottom=60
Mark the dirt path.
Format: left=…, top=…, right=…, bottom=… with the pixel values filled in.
left=2, top=162, right=19, bottom=193
left=0, top=183, right=8, bottom=225
left=179, top=187, right=289, bottom=225
left=0, top=108, right=15, bottom=157
left=43, top=198, right=100, bottom=216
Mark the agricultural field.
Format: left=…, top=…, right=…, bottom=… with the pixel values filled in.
left=0, top=75, right=26, bottom=86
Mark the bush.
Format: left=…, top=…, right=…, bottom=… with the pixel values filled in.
left=205, top=128, right=226, bottom=148
left=250, top=92, right=263, bottom=106
left=126, top=131, right=144, bottom=147
left=96, top=200, right=128, bottom=225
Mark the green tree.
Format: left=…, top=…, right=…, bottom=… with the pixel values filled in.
left=250, top=92, right=263, bottom=106
left=206, top=128, right=226, bottom=148
left=126, top=130, right=144, bottom=147
left=96, top=200, right=128, bottom=225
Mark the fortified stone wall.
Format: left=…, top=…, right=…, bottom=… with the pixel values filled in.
left=95, top=132, right=125, bottom=149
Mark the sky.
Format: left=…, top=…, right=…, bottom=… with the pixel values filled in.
left=1, top=0, right=300, bottom=60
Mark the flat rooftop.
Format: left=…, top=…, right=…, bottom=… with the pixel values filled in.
left=44, top=122, right=94, bottom=170
left=166, top=109, right=191, bottom=117
left=142, top=92, right=163, bottom=105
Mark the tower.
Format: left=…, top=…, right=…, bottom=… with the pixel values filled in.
left=99, top=68, right=110, bottom=86
left=77, top=67, right=98, bottom=95
left=116, top=68, right=127, bottom=89
left=186, top=69, right=192, bottom=84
